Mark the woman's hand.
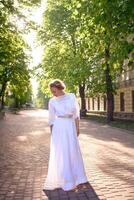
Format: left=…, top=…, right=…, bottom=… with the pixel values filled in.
left=50, top=125, right=53, bottom=134
left=75, top=117, right=80, bottom=137
left=77, top=128, right=80, bottom=137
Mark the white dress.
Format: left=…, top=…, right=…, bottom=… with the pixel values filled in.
left=43, top=92, right=88, bottom=191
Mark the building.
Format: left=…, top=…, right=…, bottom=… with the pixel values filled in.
left=86, top=68, right=134, bottom=120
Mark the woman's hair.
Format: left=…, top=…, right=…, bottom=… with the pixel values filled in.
left=49, top=79, right=66, bottom=90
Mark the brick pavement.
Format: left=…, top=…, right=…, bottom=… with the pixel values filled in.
left=0, top=109, right=134, bottom=200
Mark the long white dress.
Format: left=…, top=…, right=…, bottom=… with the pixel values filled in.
left=43, top=92, right=88, bottom=191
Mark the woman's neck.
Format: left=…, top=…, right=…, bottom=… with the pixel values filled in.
left=57, top=91, right=66, bottom=97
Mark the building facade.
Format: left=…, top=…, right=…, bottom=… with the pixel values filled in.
left=86, top=69, right=134, bottom=120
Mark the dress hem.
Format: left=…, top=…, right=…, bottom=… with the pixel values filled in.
left=43, top=177, right=88, bottom=191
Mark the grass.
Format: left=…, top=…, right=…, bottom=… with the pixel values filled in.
left=83, top=114, right=134, bottom=133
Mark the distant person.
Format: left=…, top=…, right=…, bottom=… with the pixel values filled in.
left=43, top=79, right=88, bottom=191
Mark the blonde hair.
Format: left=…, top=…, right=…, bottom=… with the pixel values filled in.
left=49, top=79, right=66, bottom=90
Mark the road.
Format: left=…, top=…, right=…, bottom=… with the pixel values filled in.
left=0, top=109, right=134, bottom=200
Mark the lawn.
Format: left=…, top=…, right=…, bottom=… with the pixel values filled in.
left=83, top=114, right=134, bottom=133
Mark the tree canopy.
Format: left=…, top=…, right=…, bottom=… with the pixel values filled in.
left=0, top=0, right=41, bottom=109
left=38, top=0, right=134, bottom=120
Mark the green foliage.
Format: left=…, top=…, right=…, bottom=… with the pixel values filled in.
left=39, top=0, right=134, bottom=98
left=0, top=0, right=40, bottom=108
left=35, top=78, right=50, bottom=108
left=38, top=0, right=92, bottom=94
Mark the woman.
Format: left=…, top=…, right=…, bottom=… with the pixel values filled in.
left=43, top=79, right=88, bottom=191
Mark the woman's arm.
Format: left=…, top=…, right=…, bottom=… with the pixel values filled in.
left=50, top=125, right=53, bottom=134
left=72, top=93, right=80, bottom=137
left=48, top=99, right=55, bottom=134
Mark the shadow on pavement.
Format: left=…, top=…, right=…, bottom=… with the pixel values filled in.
left=80, top=119, right=134, bottom=149
left=42, top=182, right=100, bottom=200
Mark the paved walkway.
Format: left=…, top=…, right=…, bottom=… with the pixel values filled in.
left=0, top=109, right=134, bottom=200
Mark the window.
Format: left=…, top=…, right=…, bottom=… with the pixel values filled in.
left=88, top=98, right=90, bottom=110
left=97, top=96, right=100, bottom=110
left=92, top=98, right=94, bottom=110
left=120, top=92, right=125, bottom=111
left=132, top=91, right=134, bottom=112
left=104, top=96, right=107, bottom=111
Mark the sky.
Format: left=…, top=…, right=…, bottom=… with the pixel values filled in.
left=23, top=0, right=47, bottom=98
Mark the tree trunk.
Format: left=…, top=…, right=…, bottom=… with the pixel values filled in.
left=70, top=35, right=87, bottom=117
left=79, top=83, right=87, bottom=117
left=1, top=93, right=5, bottom=109
left=105, top=47, right=114, bottom=122
left=0, top=82, right=7, bottom=109
left=14, top=97, right=20, bottom=108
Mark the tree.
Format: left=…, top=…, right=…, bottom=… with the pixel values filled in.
left=8, top=79, right=32, bottom=108
left=35, top=78, right=49, bottom=108
left=39, top=0, right=94, bottom=114
left=39, top=0, right=134, bottom=121
left=77, top=0, right=134, bottom=121
left=0, top=29, right=31, bottom=108
left=0, top=0, right=41, bottom=109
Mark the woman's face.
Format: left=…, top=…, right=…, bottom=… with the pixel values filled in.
left=50, top=87, right=62, bottom=97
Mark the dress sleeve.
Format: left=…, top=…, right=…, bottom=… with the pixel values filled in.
left=72, top=93, right=80, bottom=120
left=48, top=99, right=56, bottom=126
